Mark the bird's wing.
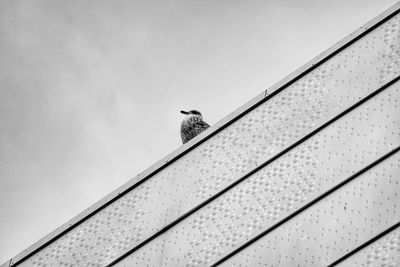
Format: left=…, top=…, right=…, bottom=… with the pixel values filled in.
left=181, top=120, right=210, bottom=144
left=193, top=121, right=210, bottom=130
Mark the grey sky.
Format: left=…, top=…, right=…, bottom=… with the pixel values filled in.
left=0, top=0, right=398, bottom=263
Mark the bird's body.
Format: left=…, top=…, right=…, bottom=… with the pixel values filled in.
left=180, top=110, right=210, bottom=144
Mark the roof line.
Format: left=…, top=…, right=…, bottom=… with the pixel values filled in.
left=4, top=2, right=400, bottom=266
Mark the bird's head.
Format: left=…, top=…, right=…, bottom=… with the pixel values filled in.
left=180, top=110, right=203, bottom=119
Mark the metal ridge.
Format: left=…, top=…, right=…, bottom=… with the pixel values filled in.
left=3, top=2, right=400, bottom=266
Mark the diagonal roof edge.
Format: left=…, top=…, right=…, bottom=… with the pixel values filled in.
left=3, top=2, right=400, bottom=266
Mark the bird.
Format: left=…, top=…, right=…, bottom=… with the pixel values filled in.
left=180, top=110, right=210, bottom=144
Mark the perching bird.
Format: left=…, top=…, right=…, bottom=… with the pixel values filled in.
left=180, top=110, right=210, bottom=144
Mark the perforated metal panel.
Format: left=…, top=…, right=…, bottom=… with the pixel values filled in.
left=336, top=226, right=400, bottom=267
left=217, top=151, right=400, bottom=267
left=114, top=77, right=400, bottom=267
left=4, top=4, right=400, bottom=267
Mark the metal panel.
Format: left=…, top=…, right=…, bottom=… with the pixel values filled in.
left=335, top=226, right=400, bottom=267
left=215, top=152, right=400, bottom=267
left=8, top=4, right=400, bottom=267
left=114, top=78, right=400, bottom=266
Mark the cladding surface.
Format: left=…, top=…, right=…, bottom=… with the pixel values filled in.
left=217, top=152, right=400, bottom=267
left=115, top=79, right=400, bottom=266
left=336, top=226, right=400, bottom=267
left=15, top=8, right=400, bottom=267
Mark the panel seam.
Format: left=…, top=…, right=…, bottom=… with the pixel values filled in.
left=327, top=221, right=400, bottom=267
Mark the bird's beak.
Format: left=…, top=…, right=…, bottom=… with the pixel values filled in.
left=180, top=110, right=189, bottom=115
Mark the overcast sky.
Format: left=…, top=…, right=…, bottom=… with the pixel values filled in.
left=0, top=0, right=398, bottom=263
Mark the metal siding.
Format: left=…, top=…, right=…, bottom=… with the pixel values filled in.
left=114, top=78, right=400, bottom=267
left=216, top=151, right=400, bottom=267
left=335, top=226, right=400, bottom=267
left=5, top=4, right=400, bottom=267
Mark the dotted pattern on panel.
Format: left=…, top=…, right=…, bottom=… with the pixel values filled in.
left=217, top=152, right=400, bottom=267
left=20, top=13, right=400, bottom=267
left=115, top=80, right=400, bottom=266
left=380, top=15, right=400, bottom=83
left=30, top=180, right=153, bottom=267
left=336, top=227, right=400, bottom=267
